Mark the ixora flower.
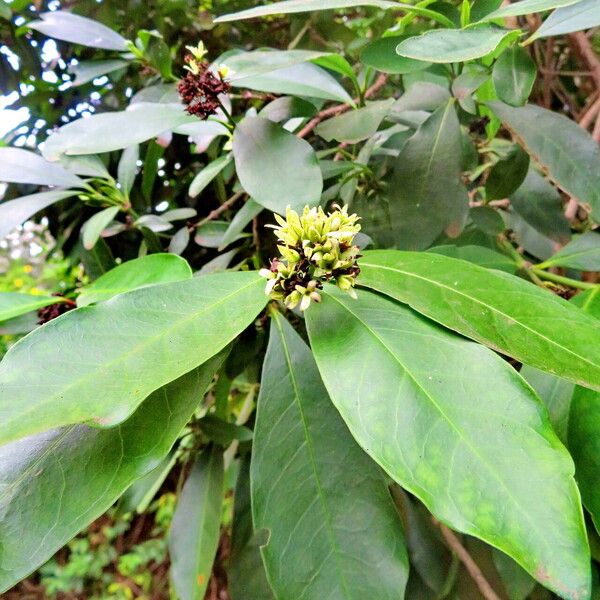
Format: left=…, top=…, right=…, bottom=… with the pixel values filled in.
left=260, top=205, right=361, bottom=311
left=177, top=41, right=231, bottom=120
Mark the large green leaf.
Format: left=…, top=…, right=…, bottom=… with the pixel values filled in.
left=27, top=11, right=128, bottom=50
left=233, top=117, right=322, bottom=213
left=486, top=144, right=530, bottom=200
left=528, top=0, right=600, bottom=40
left=396, top=28, right=517, bottom=64
left=189, top=155, right=232, bottom=198
left=253, top=313, right=409, bottom=599
left=0, top=293, right=66, bottom=323
left=0, top=190, right=78, bottom=239
left=0, top=271, right=267, bottom=446
left=388, top=101, right=469, bottom=249
left=481, top=0, right=582, bottom=21
left=306, top=286, right=590, bottom=599
left=492, top=46, right=537, bottom=107
left=169, top=446, right=224, bottom=600
left=42, top=104, right=196, bottom=160
left=358, top=250, right=600, bottom=390
left=0, top=355, right=224, bottom=593
left=488, top=101, right=600, bottom=221
left=539, top=233, right=600, bottom=271
left=360, top=36, right=431, bottom=74
left=315, top=100, right=394, bottom=143
left=81, top=206, right=120, bottom=250
left=77, top=253, right=192, bottom=307
left=0, top=148, right=83, bottom=188
left=71, top=58, right=129, bottom=86
left=215, top=0, right=454, bottom=27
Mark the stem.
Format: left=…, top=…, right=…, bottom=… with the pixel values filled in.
left=216, top=97, right=236, bottom=128
left=530, top=268, right=599, bottom=290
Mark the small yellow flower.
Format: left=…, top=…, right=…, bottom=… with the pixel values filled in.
left=13, top=278, right=24, bottom=288
left=29, top=287, right=42, bottom=295
left=23, top=264, right=33, bottom=273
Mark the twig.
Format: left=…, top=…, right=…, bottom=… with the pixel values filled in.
left=433, top=519, right=502, bottom=600
left=579, top=95, right=600, bottom=129
left=194, top=191, right=244, bottom=228
left=569, top=32, right=600, bottom=90
left=297, top=73, right=388, bottom=139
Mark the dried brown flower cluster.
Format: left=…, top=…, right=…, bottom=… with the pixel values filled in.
left=177, top=42, right=231, bottom=120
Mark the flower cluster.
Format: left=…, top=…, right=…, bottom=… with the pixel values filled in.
left=178, top=42, right=231, bottom=120
left=260, top=205, right=361, bottom=311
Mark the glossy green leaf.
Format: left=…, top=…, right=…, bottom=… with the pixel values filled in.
left=28, top=11, right=128, bottom=50
left=0, top=148, right=83, bottom=188
left=77, top=253, right=192, bottom=307
left=253, top=313, right=409, bottom=599
left=361, top=36, right=431, bottom=74
left=227, top=61, right=353, bottom=104
left=396, top=28, right=516, bottom=64
left=233, top=117, right=322, bottom=214
left=259, top=96, right=316, bottom=122
left=228, top=455, right=274, bottom=600
left=220, top=199, right=262, bottom=250
left=481, top=0, right=581, bottom=20
left=492, top=550, right=537, bottom=600
left=428, top=245, right=516, bottom=272
left=486, top=144, right=530, bottom=200
left=510, top=168, right=571, bottom=243
left=222, top=50, right=328, bottom=81
left=391, top=82, right=451, bottom=115
left=528, top=0, right=600, bottom=40
left=0, top=356, right=224, bottom=593
left=488, top=101, right=600, bottom=221
left=215, top=0, right=454, bottom=27
left=539, top=233, right=600, bottom=271
left=71, top=59, right=129, bottom=86
left=470, top=205, right=506, bottom=235
left=81, top=206, right=120, bottom=250
left=169, top=446, right=224, bottom=600
left=0, top=190, right=78, bottom=240
left=389, top=101, right=469, bottom=249
left=59, top=154, right=111, bottom=179
left=117, top=145, right=139, bottom=197
left=195, top=221, right=246, bottom=248
left=358, top=250, right=600, bottom=390
left=315, top=99, right=394, bottom=143
left=493, top=46, right=536, bottom=107
left=306, top=285, right=590, bottom=599
left=189, top=155, right=232, bottom=198
left=42, top=104, right=196, bottom=160
left=0, top=271, right=267, bottom=445
left=0, top=292, right=66, bottom=322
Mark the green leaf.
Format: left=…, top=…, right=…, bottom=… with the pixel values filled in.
left=361, top=36, right=431, bottom=74
left=315, top=99, right=394, bottom=143
left=233, top=117, right=323, bottom=214
left=77, top=253, right=192, bottom=307
left=0, top=190, right=78, bottom=240
left=253, top=313, right=409, bottom=599
left=428, top=245, right=517, bottom=273
left=42, top=104, right=196, bottom=160
left=306, top=285, right=590, bottom=599
left=215, top=0, right=454, bottom=27
left=539, top=232, right=600, bottom=271
left=259, top=96, right=316, bottom=122
left=0, top=271, right=267, bottom=446
left=481, top=0, right=581, bottom=21
left=0, top=148, right=83, bottom=188
left=59, top=154, right=111, bottom=179
left=492, top=550, right=537, bottom=600
left=486, top=144, right=530, bottom=200
left=388, top=101, right=469, bottom=249
left=226, top=61, right=353, bottom=105
left=358, top=250, right=600, bottom=390
left=189, top=155, right=232, bottom=198
left=71, top=59, right=129, bottom=86
left=527, top=0, right=600, bottom=40
left=493, top=46, right=537, bottom=107
left=195, top=221, right=246, bottom=248
left=396, top=28, right=517, bottom=64
left=169, top=446, right=224, bottom=600
left=489, top=101, right=600, bottom=222
left=219, top=199, right=262, bottom=250
left=27, top=11, right=128, bottom=51
left=0, top=355, right=224, bottom=593
left=228, top=455, right=274, bottom=600
left=510, top=167, right=571, bottom=243
left=0, top=293, right=67, bottom=322
left=198, top=416, right=252, bottom=446
left=117, top=145, right=139, bottom=198
left=81, top=206, right=120, bottom=251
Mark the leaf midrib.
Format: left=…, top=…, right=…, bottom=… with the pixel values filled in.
left=360, top=260, right=600, bottom=376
